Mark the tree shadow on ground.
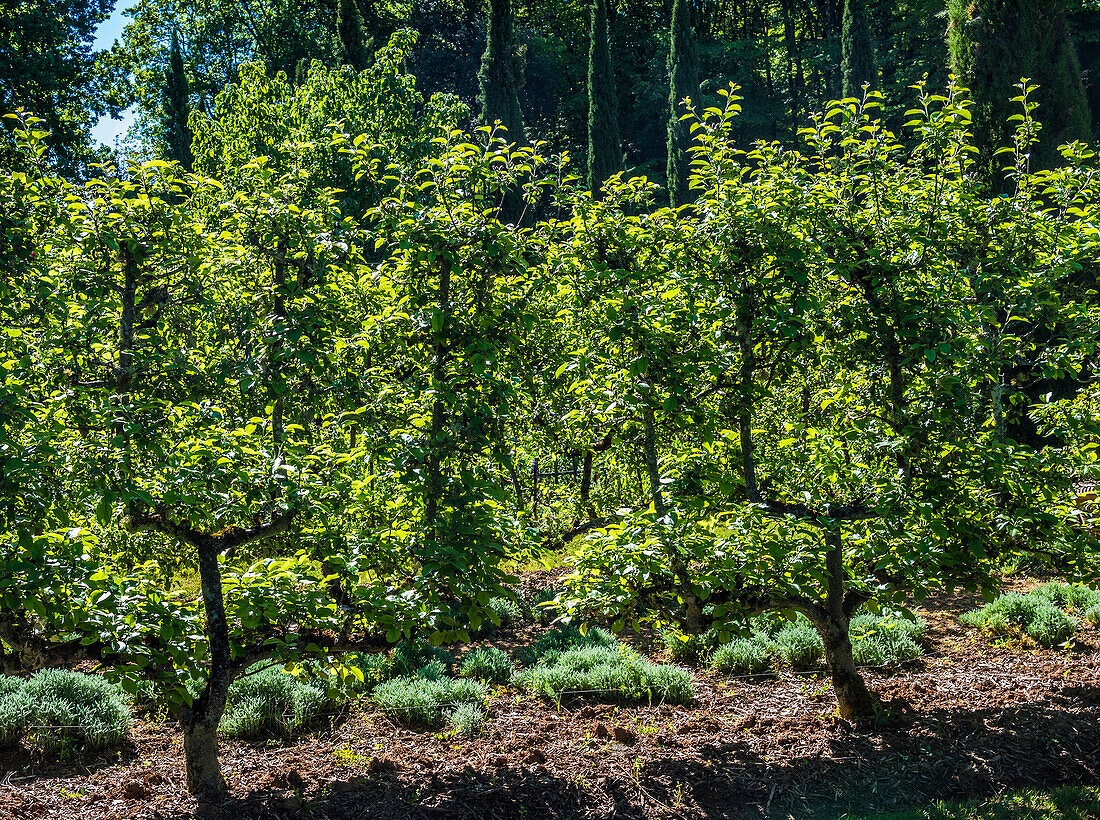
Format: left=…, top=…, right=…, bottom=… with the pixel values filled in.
left=156, top=690, right=1100, bottom=820
left=172, top=766, right=606, bottom=820
left=0, top=734, right=141, bottom=781
left=636, top=692, right=1100, bottom=819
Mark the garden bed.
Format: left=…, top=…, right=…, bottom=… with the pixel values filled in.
left=1, top=582, right=1099, bottom=820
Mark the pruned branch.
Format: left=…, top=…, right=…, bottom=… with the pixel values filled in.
left=122, top=507, right=298, bottom=551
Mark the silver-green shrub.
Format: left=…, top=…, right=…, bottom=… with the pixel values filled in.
left=0, top=670, right=130, bottom=752
left=458, top=647, right=514, bottom=682
left=371, top=675, right=487, bottom=729
left=709, top=637, right=772, bottom=675
left=221, top=665, right=327, bottom=739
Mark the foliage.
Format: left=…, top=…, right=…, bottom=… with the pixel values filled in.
left=662, top=627, right=720, bottom=665
left=0, top=0, right=115, bottom=171
left=336, top=0, right=371, bottom=71
left=326, top=651, right=394, bottom=696
left=457, top=647, right=515, bottom=681
left=109, top=0, right=344, bottom=152
left=477, top=595, right=525, bottom=632
left=841, top=0, right=877, bottom=98
left=526, top=587, right=564, bottom=625
left=556, top=79, right=1100, bottom=718
left=706, top=610, right=924, bottom=673
left=848, top=611, right=925, bottom=666
left=0, top=670, right=130, bottom=752
left=521, top=625, right=618, bottom=666
left=772, top=620, right=826, bottom=671
left=587, top=0, right=620, bottom=193
left=477, top=0, right=525, bottom=143
left=0, top=676, right=26, bottom=745
left=371, top=674, right=487, bottom=728
left=220, top=665, right=327, bottom=739
left=666, top=0, right=698, bottom=205
left=1030, top=581, right=1100, bottom=613
left=947, top=0, right=1092, bottom=180
left=162, top=31, right=193, bottom=169
left=4, top=12, right=1100, bottom=794
left=390, top=639, right=453, bottom=678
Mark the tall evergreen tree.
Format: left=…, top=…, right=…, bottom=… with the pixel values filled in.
left=841, top=0, right=877, bottom=98
left=163, top=31, right=193, bottom=171
left=666, top=0, right=698, bottom=207
left=948, top=0, right=1091, bottom=181
left=477, top=0, right=526, bottom=143
left=588, top=0, right=622, bottom=193
left=337, top=0, right=370, bottom=71
left=463, top=0, right=479, bottom=28
left=295, top=58, right=310, bottom=88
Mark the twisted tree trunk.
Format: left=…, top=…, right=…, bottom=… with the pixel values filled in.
left=811, top=526, right=877, bottom=720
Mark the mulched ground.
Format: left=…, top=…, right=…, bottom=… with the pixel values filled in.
left=2, top=581, right=1099, bottom=820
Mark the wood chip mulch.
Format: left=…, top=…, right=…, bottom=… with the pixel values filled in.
left=2, top=582, right=1099, bottom=820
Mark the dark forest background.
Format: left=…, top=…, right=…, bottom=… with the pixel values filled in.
left=3, top=0, right=1098, bottom=186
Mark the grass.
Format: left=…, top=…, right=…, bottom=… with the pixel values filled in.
left=662, top=628, right=720, bottom=665
left=526, top=587, right=564, bottom=625
left=849, top=611, right=926, bottom=666
left=390, top=638, right=452, bottom=677
left=852, top=785, right=1100, bottom=819
left=0, top=669, right=130, bottom=752
left=445, top=701, right=486, bottom=736
left=709, top=637, right=771, bottom=675
left=773, top=619, right=826, bottom=670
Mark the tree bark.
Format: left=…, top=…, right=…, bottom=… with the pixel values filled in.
left=182, top=698, right=227, bottom=801
left=184, top=535, right=231, bottom=800
left=122, top=509, right=297, bottom=799
left=424, top=257, right=452, bottom=541
left=814, top=611, right=877, bottom=720
left=642, top=404, right=666, bottom=516
left=814, top=526, right=877, bottom=720
left=578, top=449, right=594, bottom=519
left=735, top=290, right=758, bottom=501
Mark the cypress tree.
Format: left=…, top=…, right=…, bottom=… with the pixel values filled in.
left=163, top=31, right=192, bottom=171
left=337, top=0, right=369, bottom=71
left=841, top=0, right=876, bottom=98
left=666, top=0, right=699, bottom=207
left=477, top=0, right=526, bottom=144
left=463, top=0, right=479, bottom=28
left=588, top=0, right=622, bottom=194
left=948, top=0, right=1091, bottom=182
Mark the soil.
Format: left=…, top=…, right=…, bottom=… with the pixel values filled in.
left=2, top=581, right=1099, bottom=820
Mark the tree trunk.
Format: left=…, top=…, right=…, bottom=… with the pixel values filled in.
left=817, top=526, right=877, bottom=720
left=578, top=449, right=594, bottom=519
left=182, top=700, right=228, bottom=801
left=735, top=290, right=758, bottom=500
left=642, top=404, right=666, bottom=516
left=116, top=246, right=137, bottom=480
left=424, top=258, right=452, bottom=540
left=183, top=535, right=232, bottom=800
left=814, top=611, right=877, bottom=720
